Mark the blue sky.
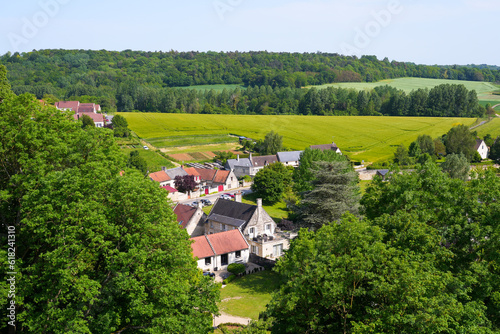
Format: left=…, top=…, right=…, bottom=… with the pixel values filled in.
left=0, top=0, right=498, bottom=65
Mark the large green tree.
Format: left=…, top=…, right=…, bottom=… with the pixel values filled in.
left=441, top=153, right=470, bottom=181
left=257, top=131, right=283, bottom=155
left=0, top=94, right=219, bottom=333
left=296, top=160, right=360, bottom=230
left=251, top=162, right=293, bottom=204
left=292, top=147, right=347, bottom=193
left=444, top=124, right=477, bottom=161
left=0, top=64, right=12, bottom=102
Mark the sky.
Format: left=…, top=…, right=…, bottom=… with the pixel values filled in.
left=0, top=0, right=499, bottom=66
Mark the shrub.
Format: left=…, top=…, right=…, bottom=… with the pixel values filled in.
left=227, top=263, right=245, bottom=275
left=223, top=274, right=237, bottom=285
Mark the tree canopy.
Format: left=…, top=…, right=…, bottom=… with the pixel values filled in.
left=444, top=124, right=477, bottom=161
left=0, top=92, right=219, bottom=333
left=251, top=162, right=293, bottom=204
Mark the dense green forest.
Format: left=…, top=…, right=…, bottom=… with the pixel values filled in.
left=1, top=49, right=497, bottom=116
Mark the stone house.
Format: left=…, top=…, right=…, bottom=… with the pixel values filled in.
left=174, top=203, right=206, bottom=237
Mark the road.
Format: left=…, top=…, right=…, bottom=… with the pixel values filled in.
left=179, top=186, right=253, bottom=207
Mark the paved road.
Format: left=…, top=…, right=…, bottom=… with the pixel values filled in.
left=179, top=186, right=252, bottom=207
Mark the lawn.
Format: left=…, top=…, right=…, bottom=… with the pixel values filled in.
left=242, top=193, right=288, bottom=223
left=120, top=112, right=477, bottom=163
left=219, top=270, right=282, bottom=320
left=121, top=148, right=175, bottom=172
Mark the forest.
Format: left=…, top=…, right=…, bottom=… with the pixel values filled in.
left=0, top=49, right=496, bottom=116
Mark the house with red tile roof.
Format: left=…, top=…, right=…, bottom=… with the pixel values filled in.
left=183, top=167, right=201, bottom=183
left=149, top=170, right=173, bottom=187
left=191, top=229, right=249, bottom=272
left=73, top=112, right=105, bottom=127
left=174, top=203, right=206, bottom=237
left=193, top=167, right=238, bottom=193
left=310, top=142, right=342, bottom=154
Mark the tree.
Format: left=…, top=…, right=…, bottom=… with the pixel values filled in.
left=0, top=94, right=219, bottom=333
left=293, top=147, right=347, bottom=193
left=490, top=137, right=500, bottom=161
left=393, top=144, right=411, bottom=165
left=80, top=113, right=95, bottom=128
left=416, top=134, right=435, bottom=155
left=444, top=124, right=476, bottom=161
left=127, top=150, right=148, bottom=174
left=214, top=150, right=235, bottom=165
left=0, top=64, right=13, bottom=103
left=112, top=114, right=130, bottom=137
left=408, top=140, right=421, bottom=157
left=266, top=214, right=484, bottom=334
left=296, top=160, right=360, bottom=230
left=251, top=162, right=293, bottom=203
left=174, top=174, right=197, bottom=194
left=258, top=131, right=283, bottom=155
left=441, top=153, right=470, bottom=180
left=433, top=137, right=446, bottom=157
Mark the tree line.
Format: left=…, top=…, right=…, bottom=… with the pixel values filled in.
left=2, top=49, right=499, bottom=113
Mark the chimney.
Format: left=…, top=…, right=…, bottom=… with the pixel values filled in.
left=249, top=152, right=252, bottom=160
left=257, top=198, right=262, bottom=208
left=197, top=201, right=203, bottom=210
left=237, top=155, right=240, bottom=161
left=235, top=191, right=242, bottom=203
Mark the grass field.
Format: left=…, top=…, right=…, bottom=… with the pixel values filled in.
left=219, top=270, right=281, bottom=320
left=120, top=113, right=479, bottom=163
left=475, top=117, right=500, bottom=138
left=121, top=148, right=175, bottom=171
left=308, top=77, right=500, bottom=104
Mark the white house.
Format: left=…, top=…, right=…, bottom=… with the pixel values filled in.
left=191, top=229, right=250, bottom=272
left=475, top=139, right=488, bottom=160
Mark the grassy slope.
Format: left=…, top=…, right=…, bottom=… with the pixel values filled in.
left=121, top=113, right=476, bottom=163
left=475, top=117, right=500, bottom=138
left=121, top=148, right=175, bottom=171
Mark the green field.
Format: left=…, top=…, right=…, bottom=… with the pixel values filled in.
left=308, top=77, right=500, bottom=104
left=475, top=117, right=500, bottom=138
left=120, top=113, right=480, bottom=163
left=147, top=134, right=237, bottom=148
left=121, top=148, right=175, bottom=171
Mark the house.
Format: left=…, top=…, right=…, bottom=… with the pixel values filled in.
left=225, top=155, right=254, bottom=178
left=161, top=185, right=187, bottom=201
left=164, top=167, right=189, bottom=181
left=251, top=155, right=279, bottom=173
left=376, top=169, right=390, bottom=180
left=191, top=229, right=250, bottom=272
left=149, top=170, right=173, bottom=187
left=183, top=167, right=201, bottom=184
left=194, top=168, right=238, bottom=194
left=206, top=198, right=293, bottom=259
left=56, top=101, right=105, bottom=127
left=277, top=151, right=303, bottom=168
left=174, top=203, right=206, bottom=237
left=475, top=139, right=488, bottom=160
left=310, top=142, right=342, bottom=154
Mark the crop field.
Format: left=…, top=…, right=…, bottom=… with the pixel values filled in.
left=308, top=77, right=500, bottom=103
left=120, top=113, right=480, bottom=163
left=475, top=118, right=500, bottom=138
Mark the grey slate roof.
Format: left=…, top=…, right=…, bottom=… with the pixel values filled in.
left=165, top=167, right=189, bottom=179
left=226, top=157, right=252, bottom=170
left=277, top=151, right=303, bottom=163
left=251, top=155, right=278, bottom=167
left=207, top=213, right=247, bottom=228
left=208, top=198, right=257, bottom=229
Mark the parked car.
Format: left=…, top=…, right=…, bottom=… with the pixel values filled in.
left=200, top=199, right=212, bottom=206
left=143, top=145, right=149, bottom=150
left=220, top=194, right=232, bottom=200
left=224, top=193, right=235, bottom=198
left=191, top=201, right=200, bottom=207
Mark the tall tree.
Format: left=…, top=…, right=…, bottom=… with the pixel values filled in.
left=444, top=124, right=476, bottom=161
left=441, top=153, right=470, bottom=181
left=0, top=94, right=219, bottom=333
left=258, top=131, right=283, bottom=155
left=0, top=64, right=12, bottom=102
left=296, top=160, right=360, bottom=230
left=393, top=144, right=411, bottom=165
left=251, top=162, right=293, bottom=204
left=174, top=174, right=197, bottom=194
left=80, top=113, right=95, bottom=128
left=489, top=137, right=500, bottom=161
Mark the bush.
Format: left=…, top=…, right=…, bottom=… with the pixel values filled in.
left=227, top=263, right=245, bottom=275
left=223, top=274, right=237, bottom=285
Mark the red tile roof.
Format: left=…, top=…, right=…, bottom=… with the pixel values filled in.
left=149, top=171, right=171, bottom=183
left=195, top=168, right=216, bottom=182
left=213, top=170, right=230, bottom=184
left=56, top=101, right=80, bottom=111
left=207, top=229, right=248, bottom=254
left=73, top=112, right=104, bottom=123
left=183, top=167, right=201, bottom=177
left=162, top=185, right=177, bottom=192
left=191, top=236, right=215, bottom=259
left=174, top=204, right=197, bottom=228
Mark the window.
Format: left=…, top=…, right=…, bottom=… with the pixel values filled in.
left=265, top=224, right=271, bottom=232
left=249, top=227, right=255, bottom=238
left=221, top=254, right=228, bottom=266
left=235, top=250, right=241, bottom=258
left=251, top=245, right=257, bottom=254
left=273, top=244, right=283, bottom=257
left=210, top=221, right=214, bottom=228
left=205, top=257, right=211, bottom=265
left=222, top=224, right=226, bottom=231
